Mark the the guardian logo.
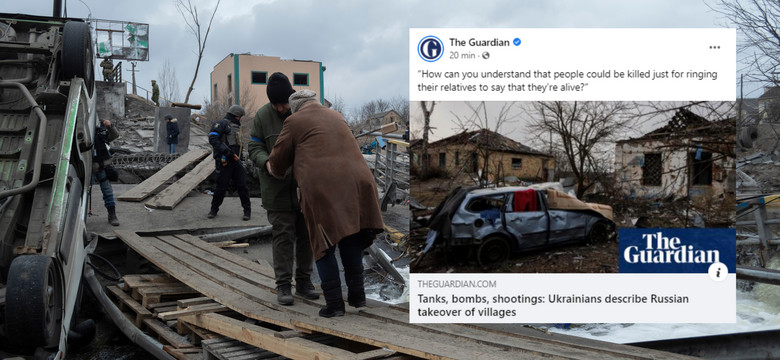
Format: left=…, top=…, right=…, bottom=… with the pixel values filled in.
left=418, top=35, right=443, bottom=62
left=618, top=228, right=735, bottom=274
left=623, top=232, right=719, bottom=264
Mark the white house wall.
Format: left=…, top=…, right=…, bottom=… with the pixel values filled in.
left=615, top=139, right=733, bottom=200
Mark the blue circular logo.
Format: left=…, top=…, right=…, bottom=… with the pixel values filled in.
left=418, top=35, right=443, bottom=62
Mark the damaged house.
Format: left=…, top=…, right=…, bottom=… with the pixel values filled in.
left=422, top=129, right=555, bottom=182
left=614, top=109, right=736, bottom=201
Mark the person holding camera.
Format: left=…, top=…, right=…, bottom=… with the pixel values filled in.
left=93, top=119, right=120, bottom=226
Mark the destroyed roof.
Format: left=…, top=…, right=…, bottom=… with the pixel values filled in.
left=428, top=129, right=552, bottom=157
left=617, top=108, right=735, bottom=143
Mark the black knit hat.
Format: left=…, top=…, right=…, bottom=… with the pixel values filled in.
left=266, top=72, right=295, bottom=104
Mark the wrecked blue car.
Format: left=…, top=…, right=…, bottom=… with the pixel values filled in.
left=424, top=186, right=616, bottom=265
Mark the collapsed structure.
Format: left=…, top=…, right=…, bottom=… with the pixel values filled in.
left=615, top=108, right=736, bottom=202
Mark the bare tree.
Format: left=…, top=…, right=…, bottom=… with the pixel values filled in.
left=527, top=101, right=632, bottom=198
left=353, top=99, right=391, bottom=130
left=451, top=102, right=518, bottom=187
left=328, top=95, right=349, bottom=119
left=389, top=95, right=410, bottom=128
left=420, top=101, right=435, bottom=177
left=157, top=58, right=181, bottom=107
left=200, top=83, right=259, bottom=156
left=710, top=0, right=780, bottom=88
left=175, top=0, right=220, bottom=104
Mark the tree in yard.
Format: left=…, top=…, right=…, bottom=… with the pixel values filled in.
left=420, top=101, right=435, bottom=177
left=450, top=101, right=518, bottom=187
left=526, top=101, right=633, bottom=198
left=175, top=0, right=220, bottom=104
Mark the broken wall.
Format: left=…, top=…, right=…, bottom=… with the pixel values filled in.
left=96, top=81, right=126, bottom=121
left=154, top=107, right=191, bottom=153
left=615, top=139, right=735, bottom=200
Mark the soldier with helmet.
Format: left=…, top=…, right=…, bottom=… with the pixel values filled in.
left=208, top=104, right=251, bottom=220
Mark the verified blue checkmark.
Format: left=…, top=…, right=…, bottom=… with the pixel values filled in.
left=513, top=38, right=521, bottom=46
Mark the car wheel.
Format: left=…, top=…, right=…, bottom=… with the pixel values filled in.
left=61, top=21, right=94, bottom=95
left=587, top=221, right=614, bottom=244
left=5, top=255, right=64, bottom=348
left=477, top=236, right=510, bottom=266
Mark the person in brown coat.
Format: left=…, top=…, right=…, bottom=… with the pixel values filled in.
left=267, top=89, right=384, bottom=317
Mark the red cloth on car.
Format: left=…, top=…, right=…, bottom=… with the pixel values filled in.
left=513, top=189, right=538, bottom=212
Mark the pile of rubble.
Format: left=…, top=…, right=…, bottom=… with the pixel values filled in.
left=738, top=123, right=780, bottom=193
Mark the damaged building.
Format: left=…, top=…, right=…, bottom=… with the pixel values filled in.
left=421, top=129, right=555, bottom=182
left=614, top=108, right=736, bottom=202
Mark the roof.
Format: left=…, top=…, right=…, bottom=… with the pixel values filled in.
left=759, top=86, right=780, bottom=101
left=367, top=110, right=400, bottom=121
left=617, top=108, right=735, bottom=143
left=428, top=129, right=552, bottom=157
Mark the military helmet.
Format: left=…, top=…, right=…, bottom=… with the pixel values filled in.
left=227, top=104, right=245, bottom=117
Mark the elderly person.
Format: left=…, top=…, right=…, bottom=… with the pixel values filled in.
left=267, top=90, right=384, bottom=317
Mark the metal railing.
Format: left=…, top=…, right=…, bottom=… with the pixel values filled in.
left=373, top=139, right=410, bottom=210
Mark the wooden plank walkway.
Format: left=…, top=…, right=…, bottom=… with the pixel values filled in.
left=115, top=229, right=697, bottom=360
left=145, top=156, right=216, bottom=210
left=118, top=149, right=210, bottom=202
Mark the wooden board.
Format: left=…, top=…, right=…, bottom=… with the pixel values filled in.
left=118, top=231, right=518, bottom=359
left=106, top=285, right=153, bottom=327
left=137, top=284, right=200, bottom=307
left=145, top=157, right=215, bottom=210
left=201, top=338, right=278, bottom=360
left=183, top=313, right=359, bottom=360
left=143, top=318, right=195, bottom=349
left=159, top=303, right=227, bottom=321
left=164, top=345, right=203, bottom=360
left=118, top=149, right=209, bottom=201
left=116, top=230, right=696, bottom=360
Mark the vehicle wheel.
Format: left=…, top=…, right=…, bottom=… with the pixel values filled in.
left=587, top=221, right=614, bottom=244
left=476, top=236, right=510, bottom=266
left=5, top=255, right=64, bottom=349
left=61, top=21, right=94, bottom=95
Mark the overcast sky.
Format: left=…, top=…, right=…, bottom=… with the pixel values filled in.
left=5, top=0, right=742, bottom=118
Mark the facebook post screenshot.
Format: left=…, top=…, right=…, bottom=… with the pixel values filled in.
left=409, top=28, right=738, bottom=326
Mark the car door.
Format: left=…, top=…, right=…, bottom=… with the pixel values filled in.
left=503, top=189, right=549, bottom=250
left=544, top=192, right=590, bottom=244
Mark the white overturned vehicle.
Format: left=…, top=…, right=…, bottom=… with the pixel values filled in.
left=0, top=6, right=97, bottom=359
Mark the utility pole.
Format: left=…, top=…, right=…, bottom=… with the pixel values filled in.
left=131, top=61, right=138, bottom=95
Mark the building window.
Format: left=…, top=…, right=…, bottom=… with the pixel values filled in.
left=642, top=153, right=662, bottom=186
left=251, top=71, right=267, bottom=84
left=439, top=152, right=446, bottom=167
left=213, top=83, right=218, bottom=98
left=690, top=151, right=713, bottom=186
left=511, top=158, right=522, bottom=169
left=293, top=73, right=309, bottom=86
left=455, top=151, right=460, bottom=166
left=471, top=152, right=478, bottom=172
left=227, top=74, right=232, bottom=93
